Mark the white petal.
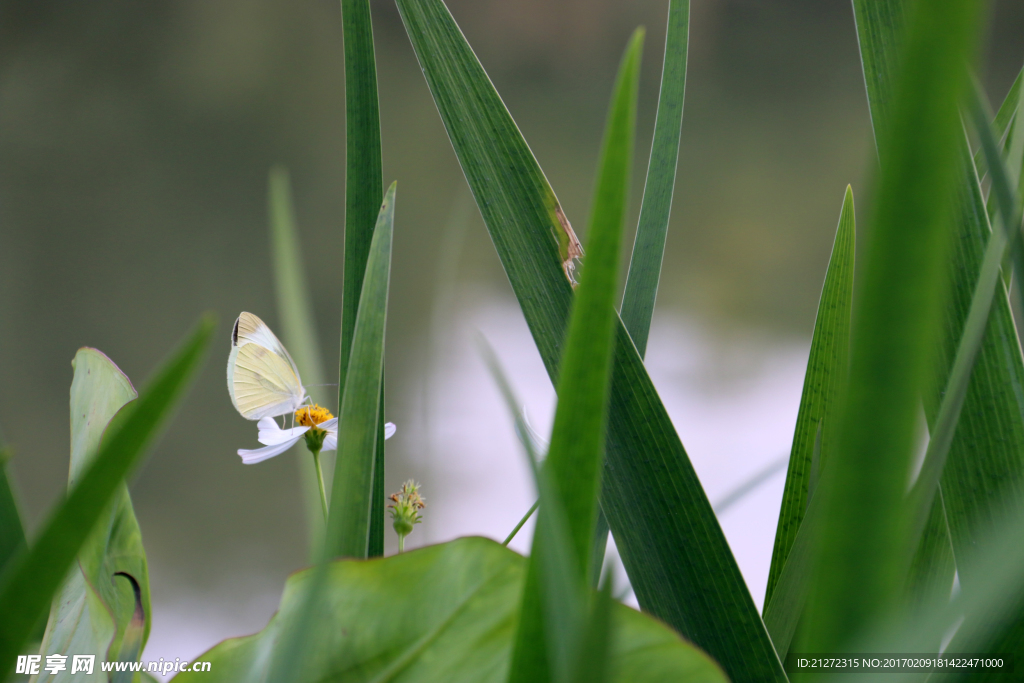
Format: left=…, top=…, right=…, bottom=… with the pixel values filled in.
left=318, top=417, right=339, bottom=432
left=257, top=419, right=309, bottom=446
left=322, top=433, right=337, bottom=452
left=238, top=436, right=302, bottom=464
left=384, top=422, right=396, bottom=439
left=256, top=416, right=279, bottom=431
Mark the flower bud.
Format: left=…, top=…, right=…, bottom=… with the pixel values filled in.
left=388, top=480, right=425, bottom=552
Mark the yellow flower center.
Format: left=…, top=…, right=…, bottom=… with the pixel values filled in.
left=295, top=404, right=334, bottom=427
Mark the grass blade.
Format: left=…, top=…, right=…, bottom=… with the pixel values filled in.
left=0, top=436, right=25, bottom=578
left=267, top=185, right=395, bottom=683
left=268, top=166, right=329, bottom=560
left=269, top=167, right=327, bottom=397
left=480, top=343, right=612, bottom=683
left=714, top=455, right=788, bottom=516
left=394, top=1, right=784, bottom=678
left=339, top=0, right=384, bottom=390
left=507, top=29, right=642, bottom=683
left=973, top=65, right=1023, bottom=180
left=829, top=498, right=1024, bottom=683
left=0, top=316, right=214, bottom=678
left=906, top=104, right=1020, bottom=555
left=619, top=0, right=689, bottom=357
left=763, top=479, right=826, bottom=659
left=854, top=0, right=1024, bottom=629
left=326, top=182, right=395, bottom=559
left=802, top=0, right=984, bottom=652
left=339, top=0, right=389, bottom=558
left=764, top=187, right=855, bottom=611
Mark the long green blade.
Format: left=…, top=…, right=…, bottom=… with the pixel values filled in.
left=0, top=436, right=25, bottom=578
left=393, top=1, right=784, bottom=679
left=338, top=0, right=389, bottom=558
left=765, top=187, right=855, bottom=610
left=268, top=186, right=395, bottom=683
left=802, top=0, right=984, bottom=652
left=827, top=499, right=1024, bottom=683
left=604, top=0, right=690, bottom=578
left=973, top=65, right=1023, bottom=180
left=268, top=166, right=328, bottom=560
left=619, top=0, right=689, bottom=357
left=339, top=0, right=383, bottom=389
left=269, top=167, right=327, bottom=396
left=0, top=316, right=213, bottom=678
left=905, top=97, right=1021, bottom=557
left=508, top=30, right=642, bottom=683
left=327, top=182, right=395, bottom=560
left=854, top=1, right=1024, bottom=619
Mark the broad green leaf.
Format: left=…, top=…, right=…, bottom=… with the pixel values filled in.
left=393, top=1, right=784, bottom=678
left=171, top=538, right=728, bottom=683
left=764, top=186, right=855, bottom=610
left=338, top=0, right=389, bottom=559
left=802, top=0, right=985, bottom=652
left=328, top=182, right=395, bottom=559
left=508, top=30, right=642, bottom=683
left=34, top=349, right=152, bottom=682
left=0, top=316, right=214, bottom=679
left=0, top=436, right=26, bottom=577
left=619, top=0, right=689, bottom=358
left=268, top=166, right=329, bottom=561
left=854, top=1, right=1024, bottom=630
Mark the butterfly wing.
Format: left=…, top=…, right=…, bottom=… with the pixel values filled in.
left=228, top=312, right=306, bottom=420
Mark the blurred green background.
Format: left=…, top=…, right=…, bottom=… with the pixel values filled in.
left=1, top=0, right=1022, bottom=663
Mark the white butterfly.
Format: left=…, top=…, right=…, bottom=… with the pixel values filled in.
left=227, top=312, right=307, bottom=420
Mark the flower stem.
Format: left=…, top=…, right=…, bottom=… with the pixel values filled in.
left=398, top=534, right=406, bottom=553
left=502, top=499, right=539, bottom=546
left=311, top=449, right=328, bottom=523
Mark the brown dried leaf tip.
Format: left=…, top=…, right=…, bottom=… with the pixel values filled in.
left=555, top=204, right=583, bottom=288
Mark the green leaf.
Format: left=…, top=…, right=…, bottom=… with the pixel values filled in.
left=835, top=500, right=1024, bottom=683
left=478, top=338, right=584, bottom=683
left=508, top=30, right=643, bottom=683
left=802, top=0, right=985, bottom=652
left=905, top=98, right=1021, bottom=557
left=339, top=0, right=388, bottom=559
left=393, top=1, right=784, bottom=679
left=33, top=350, right=152, bottom=682
left=854, top=3, right=1024, bottom=625
left=327, top=181, right=395, bottom=559
left=0, top=316, right=214, bottom=679
left=764, top=186, right=855, bottom=611
left=170, top=538, right=729, bottom=683
left=973, top=65, right=1023, bottom=181
left=269, top=167, right=327, bottom=397
left=268, top=166, right=329, bottom=561
left=0, top=436, right=26, bottom=578
left=619, top=0, right=689, bottom=358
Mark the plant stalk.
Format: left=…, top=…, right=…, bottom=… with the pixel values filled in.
left=312, top=450, right=328, bottom=523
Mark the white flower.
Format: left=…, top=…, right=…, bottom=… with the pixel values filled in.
left=238, top=411, right=396, bottom=465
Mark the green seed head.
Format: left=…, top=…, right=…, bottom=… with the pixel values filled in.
left=388, top=480, right=425, bottom=549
